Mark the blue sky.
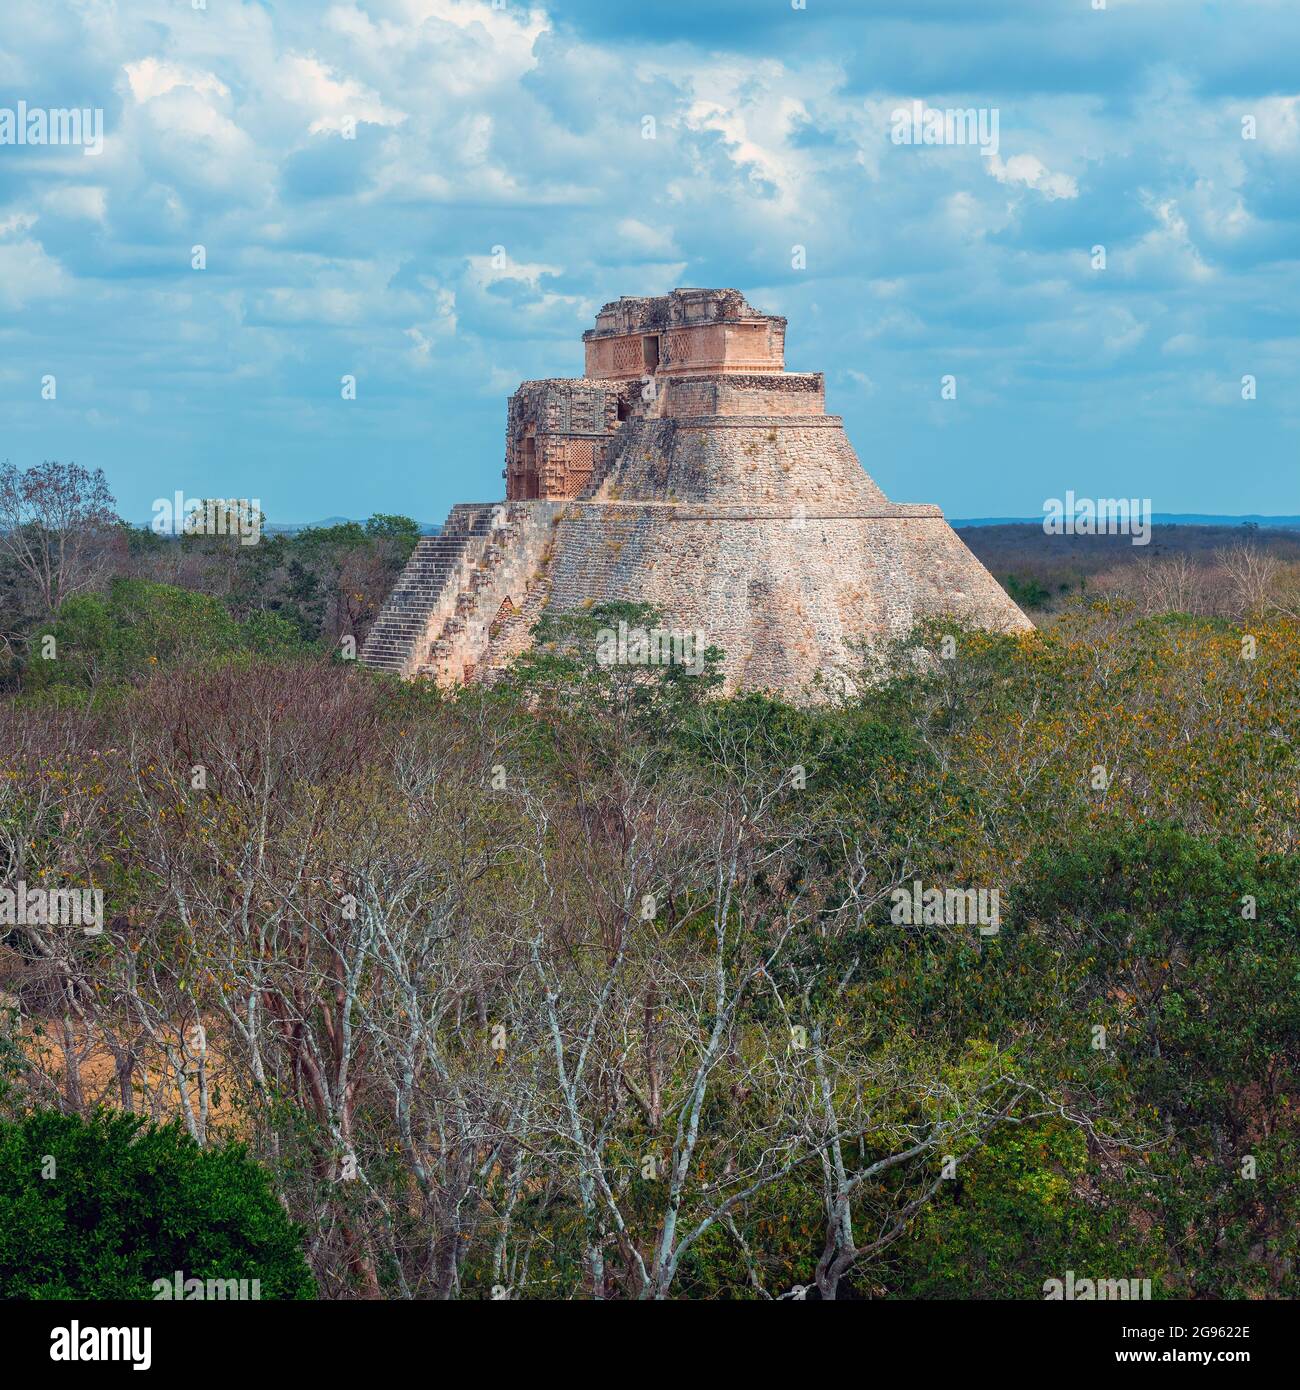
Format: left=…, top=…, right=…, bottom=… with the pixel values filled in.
left=2, top=0, right=1297, bottom=524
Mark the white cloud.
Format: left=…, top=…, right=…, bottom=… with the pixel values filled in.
left=124, top=58, right=230, bottom=105
left=1253, top=95, right=1300, bottom=152
left=466, top=253, right=561, bottom=291
left=614, top=218, right=677, bottom=256
left=320, top=1, right=547, bottom=95
left=1190, top=178, right=1252, bottom=242
left=41, top=186, right=108, bottom=222
left=406, top=284, right=458, bottom=365
left=1102, top=308, right=1149, bottom=356
left=0, top=211, right=38, bottom=237
left=679, top=62, right=830, bottom=212
left=279, top=54, right=406, bottom=134
left=0, top=235, right=68, bottom=308
left=1162, top=333, right=1201, bottom=356
left=1126, top=194, right=1214, bottom=283
left=253, top=286, right=367, bottom=326
left=988, top=152, right=1078, bottom=200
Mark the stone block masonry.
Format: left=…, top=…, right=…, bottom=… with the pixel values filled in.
left=361, top=288, right=1031, bottom=699
left=360, top=503, right=560, bottom=679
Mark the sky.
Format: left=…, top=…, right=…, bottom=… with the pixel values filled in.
left=1, top=0, right=1297, bottom=525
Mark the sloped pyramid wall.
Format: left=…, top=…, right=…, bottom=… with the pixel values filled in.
left=540, top=411, right=1030, bottom=696
left=362, top=289, right=1030, bottom=699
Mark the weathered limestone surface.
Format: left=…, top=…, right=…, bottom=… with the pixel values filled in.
left=583, top=288, right=786, bottom=380
left=418, top=503, right=559, bottom=685
left=359, top=504, right=497, bottom=675
left=546, top=505, right=1021, bottom=696
left=361, top=288, right=1031, bottom=698
left=585, top=415, right=889, bottom=508
left=360, top=503, right=559, bottom=680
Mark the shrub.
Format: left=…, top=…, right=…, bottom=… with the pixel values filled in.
left=0, top=1109, right=315, bottom=1299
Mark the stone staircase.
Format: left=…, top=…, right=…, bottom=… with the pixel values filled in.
left=576, top=410, right=641, bottom=500
left=412, top=503, right=549, bottom=683
left=359, top=504, right=498, bottom=676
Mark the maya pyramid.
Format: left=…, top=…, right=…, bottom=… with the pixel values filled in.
left=361, top=288, right=1031, bottom=697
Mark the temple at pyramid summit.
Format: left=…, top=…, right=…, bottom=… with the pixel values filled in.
left=360, top=288, right=1031, bottom=697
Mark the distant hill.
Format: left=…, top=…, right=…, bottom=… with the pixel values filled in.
left=954, top=514, right=1300, bottom=529
left=136, top=511, right=1300, bottom=539
left=954, top=520, right=1300, bottom=616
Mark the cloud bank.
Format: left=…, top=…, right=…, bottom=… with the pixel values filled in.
left=2, top=0, right=1297, bottom=521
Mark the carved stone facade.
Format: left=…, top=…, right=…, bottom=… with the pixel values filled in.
left=362, top=288, right=1031, bottom=698
left=503, top=379, right=629, bottom=501
left=582, top=288, right=786, bottom=381
left=505, top=290, right=795, bottom=502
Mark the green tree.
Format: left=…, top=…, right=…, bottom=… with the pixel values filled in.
left=0, top=1109, right=314, bottom=1299
left=25, top=577, right=310, bottom=692
left=501, top=600, right=724, bottom=733
left=364, top=513, right=421, bottom=560
left=1020, top=824, right=1300, bottom=1297
left=886, top=1120, right=1160, bottom=1299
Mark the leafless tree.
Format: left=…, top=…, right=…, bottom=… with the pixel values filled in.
left=1132, top=551, right=1208, bottom=616
left=1216, top=540, right=1281, bottom=618
left=0, top=459, right=119, bottom=625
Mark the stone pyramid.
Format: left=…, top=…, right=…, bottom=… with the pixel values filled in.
left=361, top=288, right=1031, bottom=697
